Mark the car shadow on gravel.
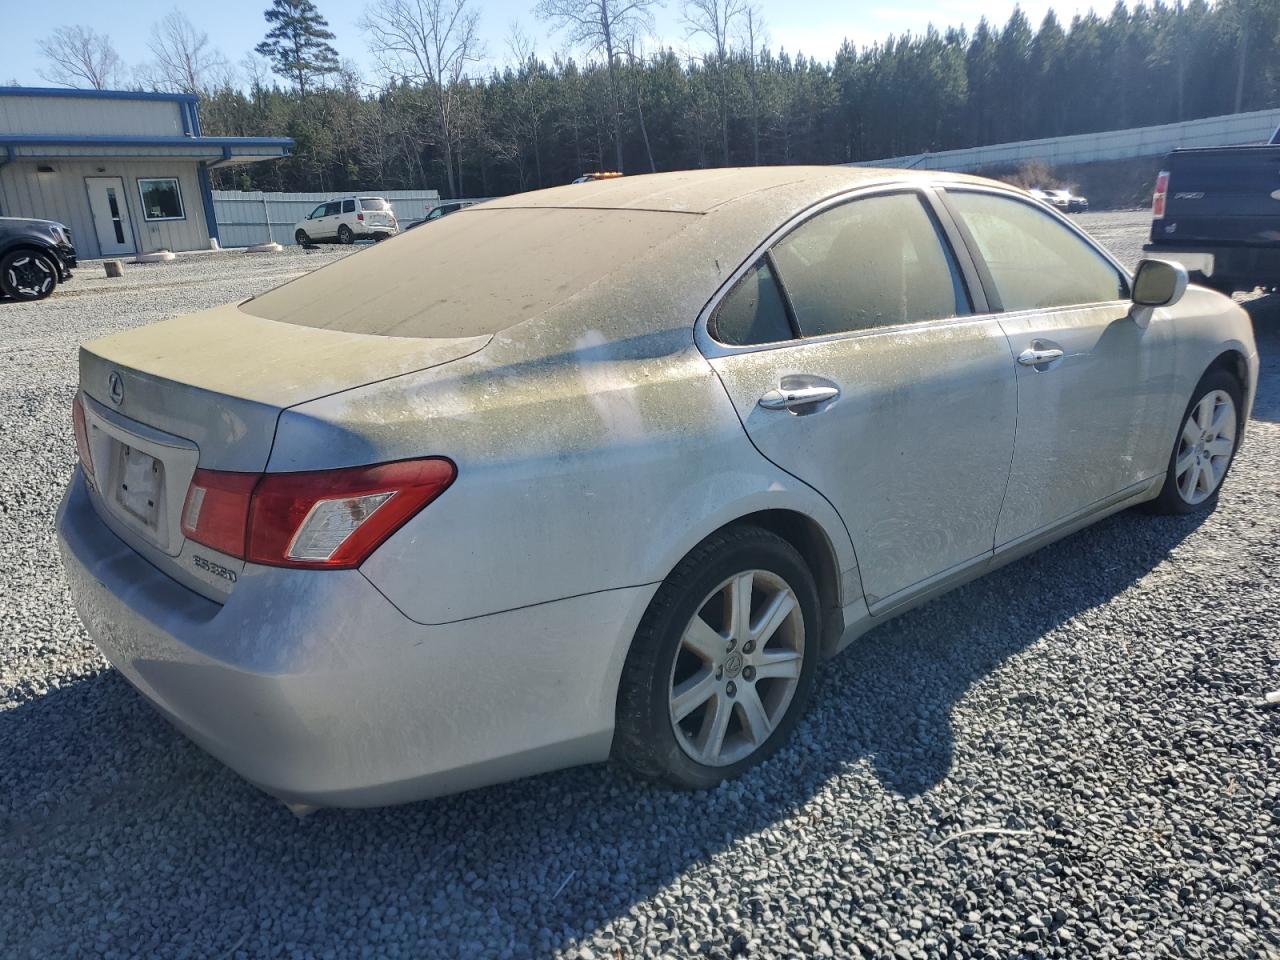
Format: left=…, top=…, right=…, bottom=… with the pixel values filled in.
left=0, top=503, right=1212, bottom=956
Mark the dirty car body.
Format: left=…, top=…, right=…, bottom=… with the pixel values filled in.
left=57, top=168, right=1258, bottom=808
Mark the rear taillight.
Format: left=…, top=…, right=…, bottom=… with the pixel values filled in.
left=357, top=212, right=365, bottom=221
left=72, top=392, right=94, bottom=481
left=182, top=469, right=258, bottom=557
left=1152, top=170, right=1170, bottom=218
left=180, top=458, right=455, bottom=570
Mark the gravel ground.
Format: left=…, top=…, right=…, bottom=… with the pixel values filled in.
left=2, top=217, right=1278, bottom=959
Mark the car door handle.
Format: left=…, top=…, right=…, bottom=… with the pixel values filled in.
left=758, top=385, right=841, bottom=410
left=1016, top=347, right=1064, bottom=367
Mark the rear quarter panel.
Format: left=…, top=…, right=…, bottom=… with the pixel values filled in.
left=270, top=328, right=858, bottom=626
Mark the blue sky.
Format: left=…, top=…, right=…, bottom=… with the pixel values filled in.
left=5, top=0, right=1084, bottom=88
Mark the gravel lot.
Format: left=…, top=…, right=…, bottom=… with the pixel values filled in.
left=2, top=215, right=1278, bottom=959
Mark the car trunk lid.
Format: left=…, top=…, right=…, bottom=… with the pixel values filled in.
left=78, top=302, right=489, bottom=600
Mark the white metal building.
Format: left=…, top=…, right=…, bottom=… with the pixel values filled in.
left=0, top=87, right=292, bottom=260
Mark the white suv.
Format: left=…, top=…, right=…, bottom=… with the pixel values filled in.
left=294, top=197, right=399, bottom=245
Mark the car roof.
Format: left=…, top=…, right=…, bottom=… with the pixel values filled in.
left=482, top=165, right=993, bottom=215
left=252, top=166, right=1020, bottom=348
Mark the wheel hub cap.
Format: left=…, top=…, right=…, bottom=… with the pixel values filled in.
left=667, top=569, right=805, bottom=768
left=1174, top=389, right=1236, bottom=505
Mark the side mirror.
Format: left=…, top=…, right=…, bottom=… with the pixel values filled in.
left=1132, top=258, right=1188, bottom=308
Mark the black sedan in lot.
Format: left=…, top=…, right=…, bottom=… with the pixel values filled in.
left=0, top=216, right=77, bottom=300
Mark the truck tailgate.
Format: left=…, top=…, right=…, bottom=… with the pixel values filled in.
left=1155, top=146, right=1280, bottom=247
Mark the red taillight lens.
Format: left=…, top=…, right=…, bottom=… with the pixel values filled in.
left=72, top=393, right=94, bottom=479
left=357, top=212, right=365, bottom=221
left=1152, top=170, right=1170, bottom=218
left=181, top=469, right=258, bottom=557
left=180, top=458, right=455, bottom=569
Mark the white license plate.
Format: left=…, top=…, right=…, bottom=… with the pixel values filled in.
left=114, top=443, right=164, bottom=528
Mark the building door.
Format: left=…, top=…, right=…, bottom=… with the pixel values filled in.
left=85, top=177, right=136, bottom=256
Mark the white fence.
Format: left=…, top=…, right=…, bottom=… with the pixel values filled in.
left=854, top=108, right=1280, bottom=172
left=211, top=189, right=442, bottom=247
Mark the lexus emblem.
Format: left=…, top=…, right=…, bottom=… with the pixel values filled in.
left=107, top=371, right=125, bottom=406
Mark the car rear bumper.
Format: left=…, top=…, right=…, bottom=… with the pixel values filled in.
left=1144, top=242, right=1280, bottom=287
left=57, top=469, right=652, bottom=807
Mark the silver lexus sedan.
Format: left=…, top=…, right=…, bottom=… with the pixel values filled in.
left=58, top=168, right=1258, bottom=809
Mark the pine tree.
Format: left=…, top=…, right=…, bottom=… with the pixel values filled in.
left=255, top=0, right=340, bottom=96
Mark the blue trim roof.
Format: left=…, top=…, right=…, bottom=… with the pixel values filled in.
left=0, top=134, right=293, bottom=151
left=0, top=86, right=199, bottom=103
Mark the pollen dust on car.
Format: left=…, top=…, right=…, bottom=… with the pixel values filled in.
left=2, top=223, right=1278, bottom=959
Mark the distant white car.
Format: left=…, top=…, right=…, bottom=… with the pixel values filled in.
left=1031, top=187, right=1089, bottom=213
left=294, top=196, right=399, bottom=245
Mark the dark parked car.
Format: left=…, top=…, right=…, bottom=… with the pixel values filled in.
left=1144, top=134, right=1280, bottom=294
left=0, top=216, right=76, bottom=300
left=405, top=201, right=476, bottom=231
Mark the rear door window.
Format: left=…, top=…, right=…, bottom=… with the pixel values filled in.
left=712, top=259, right=795, bottom=346
left=324, top=201, right=342, bottom=217
left=769, top=192, right=972, bottom=337
left=946, top=190, right=1128, bottom=311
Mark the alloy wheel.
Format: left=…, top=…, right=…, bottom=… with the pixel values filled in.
left=5, top=255, right=55, bottom=298
left=668, top=569, right=805, bottom=767
left=1175, top=389, right=1236, bottom=505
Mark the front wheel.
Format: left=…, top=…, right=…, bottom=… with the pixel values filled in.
left=613, top=525, right=820, bottom=790
left=295, top=229, right=310, bottom=246
left=337, top=225, right=354, bottom=244
left=0, top=250, right=59, bottom=301
left=1147, top=368, right=1243, bottom=515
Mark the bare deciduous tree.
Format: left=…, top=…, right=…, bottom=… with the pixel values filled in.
left=621, top=37, right=656, bottom=173
left=683, top=0, right=745, bottom=164
left=740, top=3, right=766, bottom=164
left=141, top=10, right=231, bottom=93
left=535, top=0, right=661, bottom=173
left=362, top=0, right=484, bottom=198
left=38, top=25, right=124, bottom=90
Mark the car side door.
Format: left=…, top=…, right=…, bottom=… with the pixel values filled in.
left=703, top=188, right=1019, bottom=614
left=315, top=201, right=341, bottom=238
left=303, top=203, right=327, bottom=239
left=939, top=187, right=1180, bottom=550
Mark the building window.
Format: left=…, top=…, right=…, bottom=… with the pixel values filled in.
left=137, top=178, right=185, bottom=221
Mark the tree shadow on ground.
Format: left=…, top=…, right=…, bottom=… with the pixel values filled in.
left=1242, top=293, right=1279, bottom=421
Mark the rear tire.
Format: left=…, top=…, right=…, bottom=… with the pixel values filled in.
left=1146, top=368, right=1243, bottom=515
left=0, top=250, right=59, bottom=301
left=337, top=225, right=354, bottom=244
left=613, top=525, right=821, bottom=790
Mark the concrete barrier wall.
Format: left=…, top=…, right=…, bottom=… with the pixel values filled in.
left=854, top=108, right=1280, bottom=172
left=211, top=189, right=442, bottom=247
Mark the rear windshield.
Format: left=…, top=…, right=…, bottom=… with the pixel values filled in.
left=360, top=198, right=389, bottom=211
left=242, top=207, right=697, bottom=338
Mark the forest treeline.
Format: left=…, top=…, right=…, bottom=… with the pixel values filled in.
left=39, top=0, right=1280, bottom=198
